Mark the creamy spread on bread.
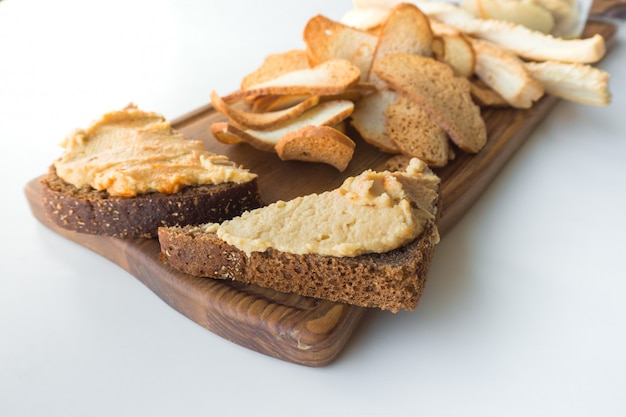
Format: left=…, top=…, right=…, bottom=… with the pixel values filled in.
left=204, top=158, right=439, bottom=257
left=54, top=105, right=256, bottom=197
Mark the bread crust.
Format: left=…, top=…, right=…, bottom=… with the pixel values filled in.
left=40, top=166, right=261, bottom=238
left=158, top=221, right=439, bottom=313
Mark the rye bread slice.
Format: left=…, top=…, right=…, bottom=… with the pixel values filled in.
left=40, top=166, right=261, bottom=238
left=373, top=53, right=487, bottom=154
left=158, top=221, right=439, bottom=313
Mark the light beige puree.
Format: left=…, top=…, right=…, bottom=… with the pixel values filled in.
left=55, top=105, right=256, bottom=197
left=205, top=158, right=440, bottom=257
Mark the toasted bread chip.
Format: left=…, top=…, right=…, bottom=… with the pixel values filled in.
left=341, top=6, right=390, bottom=30
left=385, top=94, right=450, bottom=167
left=350, top=89, right=401, bottom=153
left=414, top=0, right=605, bottom=63
left=462, top=0, right=555, bottom=34
left=374, top=3, right=433, bottom=57
left=241, top=49, right=310, bottom=90
left=250, top=94, right=312, bottom=113
left=303, top=14, right=378, bottom=81
left=211, top=91, right=321, bottom=131
left=469, top=78, right=510, bottom=107
left=432, top=33, right=475, bottom=78
left=249, top=83, right=374, bottom=113
left=429, top=20, right=461, bottom=37
left=470, top=38, right=544, bottom=108
left=367, top=3, right=433, bottom=86
left=373, top=53, right=487, bottom=153
left=524, top=61, right=611, bottom=106
left=211, top=100, right=355, bottom=152
left=338, top=82, right=379, bottom=97
left=275, top=125, right=356, bottom=171
left=209, top=123, right=245, bottom=145
left=222, top=59, right=361, bottom=102
left=332, top=121, right=347, bottom=134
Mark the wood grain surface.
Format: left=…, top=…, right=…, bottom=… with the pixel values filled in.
left=591, top=0, right=626, bottom=17
left=25, top=21, right=615, bottom=367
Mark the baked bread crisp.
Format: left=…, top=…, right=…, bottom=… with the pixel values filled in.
left=385, top=94, right=450, bottom=167
left=159, top=158, right=440, bottom=312
left=373, top=53, right=487, bottom=153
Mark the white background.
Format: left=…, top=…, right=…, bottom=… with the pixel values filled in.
left=1, top=1, right=625, bottom=416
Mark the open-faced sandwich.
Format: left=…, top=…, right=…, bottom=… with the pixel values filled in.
left=40, top=104, right=261, bottom=238
left=159, top=158, right=440, bottom=312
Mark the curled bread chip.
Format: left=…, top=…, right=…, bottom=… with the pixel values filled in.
left=211, top=91, right=321, bottom=131
left=211, top=100, right=354, bottom=152
left=241, top=49, right=310, bottom=90
left=367, top=3, right=434, bottom=86
left=429, top=19, right=461, bottom=37
left=432, top=33, right=475, bottom=78
left=470, top=38, right=544, bottom=108
left=329, top=82, right=378, bottom=100
left=373, top=3, right=433, bottom=58
left=341, top=6, right=390, bottom=30
left=208, top=123, right=246, bottom=145
left=250, top=94, right=312, bottom=113
left=350, top=89, right=401, bottom=153
left=469, top=79, right=509, bottom=107
left=303, top=14, right=378, bottom=81
left=222, top=59, right=361, bottom=102
left=524, top=61, right=611, bottom=106
left=250, top=85, right=374, bottom=113
left=461, top=0, right=555, bottom=34
left=275, top=125, right=356, bottom=171
left=385, top=94, right=450, bottom=167
left=412, top=0, right=605, bottom=63
left=373, top=53, right=487, bottom=153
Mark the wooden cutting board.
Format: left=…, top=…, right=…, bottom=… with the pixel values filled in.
left=25, top=21, right=615, bottom=367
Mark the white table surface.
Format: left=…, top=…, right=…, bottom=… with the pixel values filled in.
left=1, top=1, right=625, bottom=416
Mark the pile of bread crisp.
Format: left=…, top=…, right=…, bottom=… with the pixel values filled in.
left=210, top=0, right=610, bottom=170
left=40, top=1, right=611, bottom=313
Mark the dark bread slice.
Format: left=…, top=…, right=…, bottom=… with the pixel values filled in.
left=41, top=165, right=261, bottom=238
left=158, top=221, right=439, bottom=313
